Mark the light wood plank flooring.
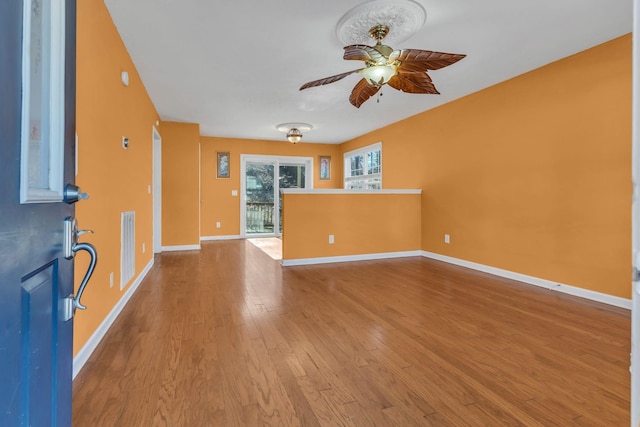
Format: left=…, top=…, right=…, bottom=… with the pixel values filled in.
left=73, top=240, right=630, bottom=426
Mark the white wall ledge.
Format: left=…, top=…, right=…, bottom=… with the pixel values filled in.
left=281, top=189, right=422, bottom=195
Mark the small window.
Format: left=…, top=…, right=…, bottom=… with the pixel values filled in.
left=344, top=142, right=382, bottom=190
left=20, top=0, right=66, bottom=203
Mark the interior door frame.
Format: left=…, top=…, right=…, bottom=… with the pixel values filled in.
left=631, top=0, right=639, bottom=424
left=152, top=126, right=162, bottom=253
left=240, top=154, right=313, bottom=238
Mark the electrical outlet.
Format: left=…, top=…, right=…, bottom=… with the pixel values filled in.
left=122, top=136, right=129, bottom=149
left=231, top=190, right=238, bottom=196
left=444, top=234, right=450, bottom=244
left=329, top=234, right=335, bottom=244
left=216, top=221, right=221, bottom=228
left=109, top=272, right=114, bottom=288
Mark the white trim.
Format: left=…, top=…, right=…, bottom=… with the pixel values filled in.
left=161, top=244, right=201, bottom=251
left=343, top=141, right=382, bottom=159
left=632, top=0, right=640, bottom=423
left=198, top=143, right=202, bottom=244
left=48, top=0, right=65, bottom=197
left=281, top=189, right=421, bottom=195
left=200, top=235, right=242, bottom=241
left=73, top=257, right=154, bottom=379
left=421, top=251, right=631, bottom=310
left=20, top=0, right=32, bottom=198
left=152, top=126, right=162, bottom=254
left=281, top=250, right=421, bottom=267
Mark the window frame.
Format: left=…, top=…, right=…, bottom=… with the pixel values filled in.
left=20, top=0, right=66, bottom=203
left=343, top=142, right=382, bottom=190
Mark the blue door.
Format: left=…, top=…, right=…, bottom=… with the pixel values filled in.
left=0, top=0, right=77, bottom=425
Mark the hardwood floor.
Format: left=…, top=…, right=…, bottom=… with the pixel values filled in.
left=72, top=240, right=630, bottom=426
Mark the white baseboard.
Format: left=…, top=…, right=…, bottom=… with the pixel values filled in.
left=281, top=250, right=422, bottom=267
left=200, top=235, right=242, bottom=241
left=161, top=244, right=201, bottom=251
left=421, top=251, right=631, bottom=310
left=72, top=257, right=154, bottom=379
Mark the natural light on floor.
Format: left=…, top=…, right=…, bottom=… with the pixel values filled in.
left=247, top=237, right=282, bottom=260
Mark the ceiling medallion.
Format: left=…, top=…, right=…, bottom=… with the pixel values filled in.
left=336, top=0, right=427, bottom=46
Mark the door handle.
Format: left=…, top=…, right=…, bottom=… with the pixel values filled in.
left=63, top=216, right=98, bottom=321
left=70, top=242, right=97, bottom=311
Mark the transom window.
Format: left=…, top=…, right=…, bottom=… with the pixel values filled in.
left=344, top=142, right=382, bottom=190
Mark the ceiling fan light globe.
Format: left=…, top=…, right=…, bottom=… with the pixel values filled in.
left=362, top=65, right=397, bottom=87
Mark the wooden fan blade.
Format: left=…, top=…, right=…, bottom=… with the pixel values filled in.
left=299, top=69, right=363, bottom=90
left=349, top=78, right=381, bottom=108
left=396, top=49, right=466, bottom=73
left=388, top=72, right=440, bottom=94
left=343, top=44, right=387, bottom=64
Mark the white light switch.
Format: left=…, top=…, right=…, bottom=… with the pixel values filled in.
left=329, top=235, right=335, bottom=244
left=232, top=190, right=238, bottom=196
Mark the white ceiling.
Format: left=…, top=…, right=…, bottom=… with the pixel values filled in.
left=104, top=0, right=632, bottom=144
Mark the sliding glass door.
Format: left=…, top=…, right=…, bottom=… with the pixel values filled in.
left=245, top=161, right=276, bottom=234
left=241, top=155, right=312, bottom=237
left=278, top=163, right=306, bottom=233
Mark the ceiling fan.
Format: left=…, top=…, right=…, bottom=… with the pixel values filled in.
left=300, top=24, right=466, bottom=108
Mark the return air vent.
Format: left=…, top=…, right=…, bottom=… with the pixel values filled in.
left=121, top=211, right=135, bottom=290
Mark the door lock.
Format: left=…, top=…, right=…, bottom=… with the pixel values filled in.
left=63, top=183, right=89, bottom=204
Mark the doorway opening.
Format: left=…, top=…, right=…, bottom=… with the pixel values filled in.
left=240, top=155, right=312, bottom=237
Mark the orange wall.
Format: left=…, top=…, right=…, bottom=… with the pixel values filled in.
left=343, top=35, right=632, bottom=298
left=200, top=137, right=342, bottom=237
left=74, top=6, right=631, bottom=365
left=282, top=192, right=422, bottom=260
left=160, top=122, right=201, bottom=247
left=75, top=1, right=159, bottom=355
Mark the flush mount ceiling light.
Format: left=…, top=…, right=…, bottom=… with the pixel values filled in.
left=276, top=122, right=313, bottom=144
left=286, top=128, right=303, bottom=144
left=299, top=0, right=465, bottom=108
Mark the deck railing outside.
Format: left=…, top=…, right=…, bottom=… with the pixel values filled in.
left=246, top=202, right=274, bottom=233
